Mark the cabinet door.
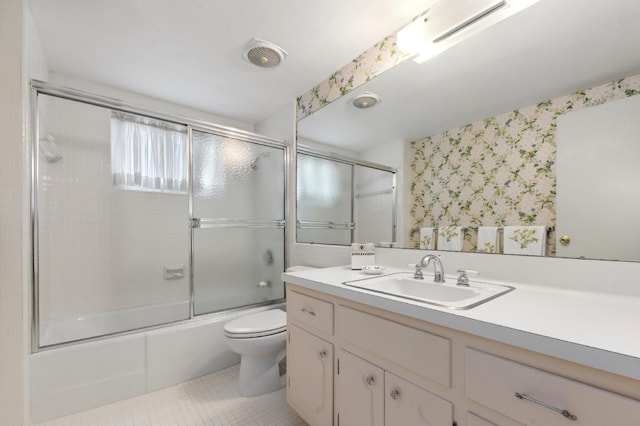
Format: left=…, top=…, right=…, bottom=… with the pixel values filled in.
left=335, top=349, right=384, bottom=426
left=385, top=372, right=453, bottom=426
left=287, top=324, right=333, bottom=426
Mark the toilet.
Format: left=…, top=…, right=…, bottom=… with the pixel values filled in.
left=224, top=309, right=288, bottom=397
left=225, top=266, right=316, bottom=397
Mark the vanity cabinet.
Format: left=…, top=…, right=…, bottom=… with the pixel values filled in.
left=335, top=348, right=453, bottom=426
left=285, top=284, right=640, bottom=426
left=286, top=290, right=334, bottom=426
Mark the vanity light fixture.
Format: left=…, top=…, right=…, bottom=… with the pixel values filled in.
left=243, top=38, right=288, bottom=68
left=352, top=92, right=382, bottom=109
left=397, top=0, right=539, bottom=64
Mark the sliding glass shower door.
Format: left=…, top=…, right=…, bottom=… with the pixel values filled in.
left=32, top=84, right=288, bottom=350
left=191, top=130, right=285, bottom=315
left=34, top=94, right=191, bottom=348
left=297, top=153, right=353, bottom=245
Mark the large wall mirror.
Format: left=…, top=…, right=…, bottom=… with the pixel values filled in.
left=296, top=0, right=640, bottom=262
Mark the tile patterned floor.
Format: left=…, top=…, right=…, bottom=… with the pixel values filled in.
left=38, top=365, right=307, bottom=426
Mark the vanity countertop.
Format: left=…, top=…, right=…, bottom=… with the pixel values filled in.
left=283, top=265, right=640, bottom=381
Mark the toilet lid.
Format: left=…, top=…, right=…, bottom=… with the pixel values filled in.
left=224, top=309, right=287, bottom=337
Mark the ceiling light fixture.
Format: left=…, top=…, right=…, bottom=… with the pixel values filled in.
left=397, top=0, right=539, bottom=64
left=243, top=38, right=288, bottom=68
left=352, top=92, right=382, bottom=109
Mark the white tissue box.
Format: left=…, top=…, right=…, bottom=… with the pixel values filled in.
left=351, top=243, right=375, bottom=270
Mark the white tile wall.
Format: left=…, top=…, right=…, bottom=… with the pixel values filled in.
left=0, top=1, right=27, bottom=425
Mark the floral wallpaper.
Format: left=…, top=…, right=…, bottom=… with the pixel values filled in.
left=408, top=74, right=640, bottom=253
left=296, top=34, right=411, bottom=120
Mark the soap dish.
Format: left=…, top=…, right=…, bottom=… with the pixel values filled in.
left=361, top=265, right=386, bottom=275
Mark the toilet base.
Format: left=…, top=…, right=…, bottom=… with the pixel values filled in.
left=238, top=353, right=285, bottom=397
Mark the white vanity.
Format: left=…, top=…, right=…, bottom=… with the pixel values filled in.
left=283, top=266, right=640, bottom=426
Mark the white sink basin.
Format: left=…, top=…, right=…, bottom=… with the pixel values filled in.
left=343, top=272, right=514, bottom=309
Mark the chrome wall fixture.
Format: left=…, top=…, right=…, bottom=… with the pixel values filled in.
left=30, top=80, right=288, bottom=352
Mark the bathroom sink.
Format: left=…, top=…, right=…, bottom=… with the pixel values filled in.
left=342, top=272, right=514, bottom=310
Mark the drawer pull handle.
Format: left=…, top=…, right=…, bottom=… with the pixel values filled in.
left=300, top=307, right=316, bottom=316
left=318, top=350, right=327, bottom=359
left=390, top=389, right=400, bottom=400
left=514, top=392, right=577, bottom=421
left=365, top=376, right=375, bottom=386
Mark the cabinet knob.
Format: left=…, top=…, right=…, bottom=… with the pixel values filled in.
left=390, top=389, right=400, bottom=400
left=365, top=376, right=375, bottom=386
left=559, top=235, right=571, bottom=245
left=318, top=350, right=327, bottom=359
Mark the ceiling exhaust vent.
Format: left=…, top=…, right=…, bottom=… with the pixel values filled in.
left=243, top=38, right=287, bottom=68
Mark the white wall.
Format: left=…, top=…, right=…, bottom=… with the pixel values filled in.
left=49, top=73, right=254, bottom=133
left=1, top=0, right=27, bottom=424
left=297, top=137, right=358, bottom=158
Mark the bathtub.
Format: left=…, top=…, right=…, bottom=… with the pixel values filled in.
left=39, top=301, right=191, bottom=347
left=30, top=302, right=286, bottom=423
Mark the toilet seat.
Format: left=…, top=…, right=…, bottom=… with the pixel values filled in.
left=224, top=309, right=287, bottom=339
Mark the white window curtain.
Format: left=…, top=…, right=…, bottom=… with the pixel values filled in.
left=111, top=112, right=188, bottom=193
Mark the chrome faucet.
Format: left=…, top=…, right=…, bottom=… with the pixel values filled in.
left=416, top=254, right=446, bottom=283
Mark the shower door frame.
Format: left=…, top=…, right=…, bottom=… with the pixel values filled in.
left=295, top=145, right=397, bottom=245
left=29, top=80, right=289, bottom=352
left=187, top=125, right=288, bottom=318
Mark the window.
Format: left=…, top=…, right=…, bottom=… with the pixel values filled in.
left=111, top=112, right=188, bottom=193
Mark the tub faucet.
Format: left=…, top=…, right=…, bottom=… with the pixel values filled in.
left=418, top=254, right=446, bottom=283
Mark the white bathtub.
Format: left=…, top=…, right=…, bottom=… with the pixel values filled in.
left=39, top=301, right=192, bottom=347
left=30, top=302, right=286, bottom=423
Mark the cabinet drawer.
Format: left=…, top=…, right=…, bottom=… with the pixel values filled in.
left=287, top=290, right=333, bottom=335
left=465, top=348, right=640, bottom=425
left=467, top=412, right=498, bottom=426
left=335, top=305, right=451, bottom=387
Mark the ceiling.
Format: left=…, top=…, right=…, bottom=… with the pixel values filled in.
left=28, top=0, right=433, bottom=124
left=298, top=0, right=640, bottom=152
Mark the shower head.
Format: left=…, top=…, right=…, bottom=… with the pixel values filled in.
left=40, top=134, right=63, bottom=163
left=250, top=152, right=271, bottom=170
